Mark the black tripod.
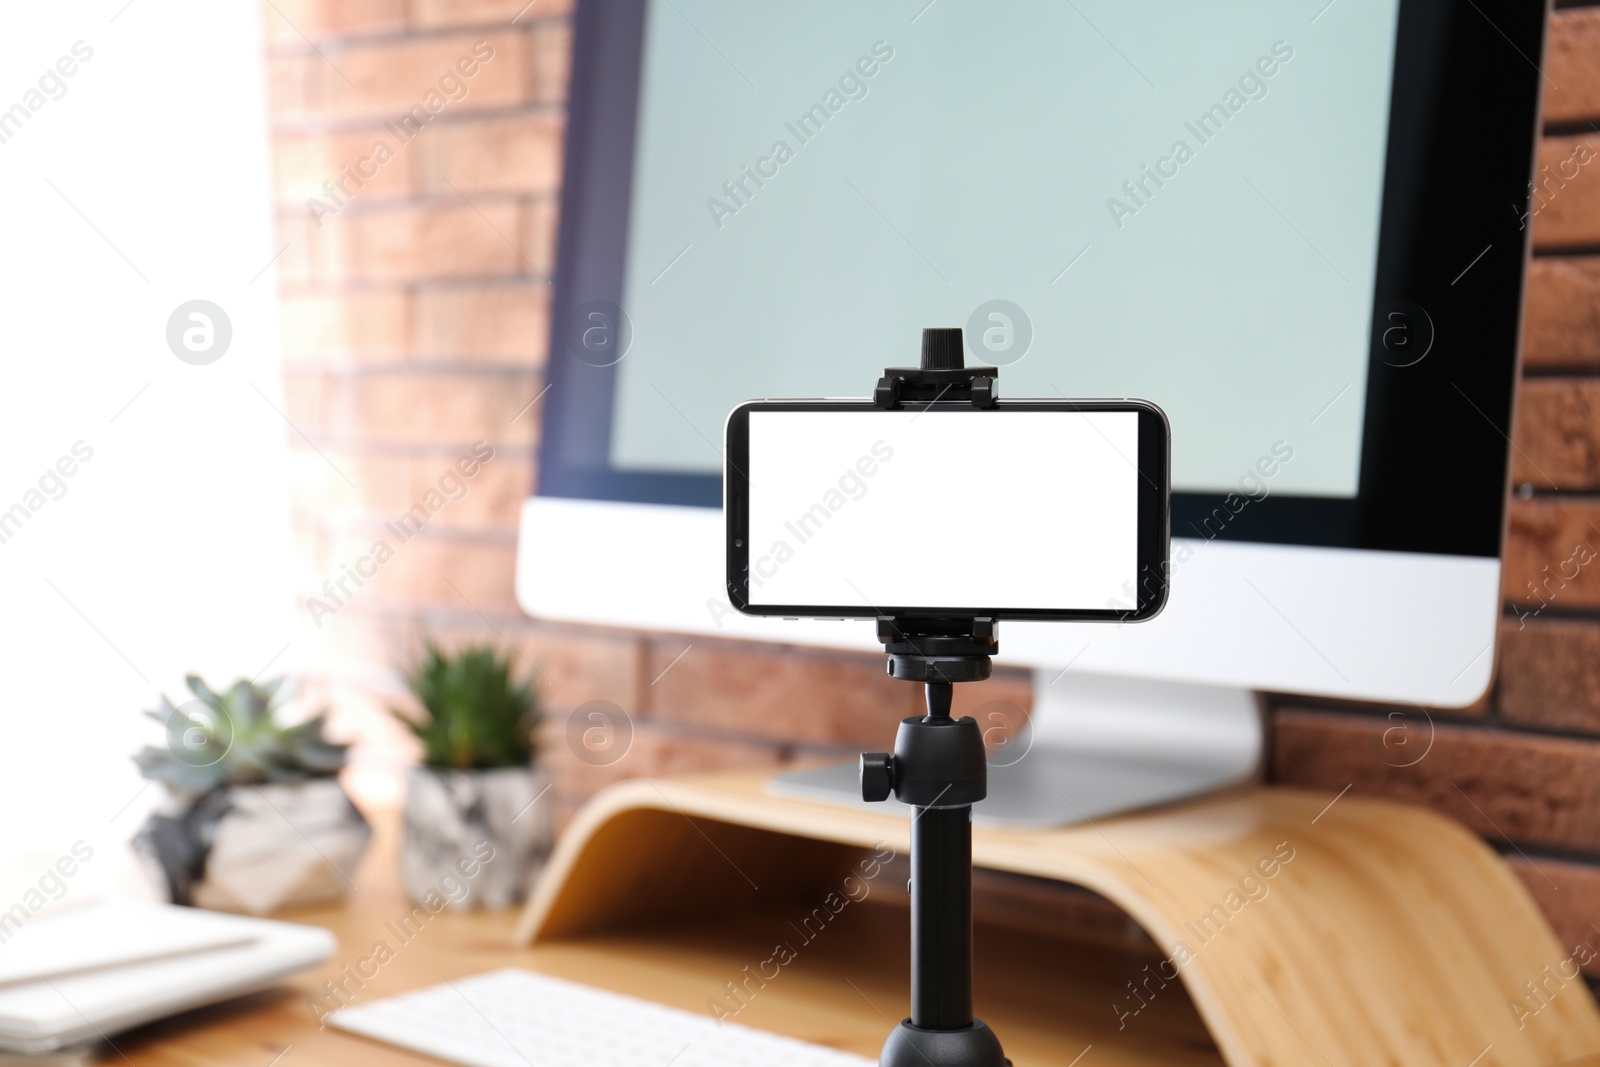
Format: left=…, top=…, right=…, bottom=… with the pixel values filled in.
left=858, top=328, right=1009, bottom=1067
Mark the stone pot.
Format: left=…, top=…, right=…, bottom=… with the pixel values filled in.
left=134, top=778, right=370, bottom=914
left=401, top=764, right=553, bottom=910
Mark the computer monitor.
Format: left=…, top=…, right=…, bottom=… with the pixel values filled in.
left=517, top=0, right=1543, bottom=819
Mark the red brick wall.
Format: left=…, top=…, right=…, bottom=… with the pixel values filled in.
left=265, top=2, right=1600, bottom=963
left=264, top=0, right=1035, bottom=817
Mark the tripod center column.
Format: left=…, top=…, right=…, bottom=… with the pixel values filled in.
left=911, top=804, right=975, bottom=1030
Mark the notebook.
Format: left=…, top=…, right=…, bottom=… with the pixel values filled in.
left=0, top=903, right=333, bottom=1055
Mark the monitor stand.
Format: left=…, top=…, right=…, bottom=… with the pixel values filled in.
left=769, top=671, right=1261, bottom=828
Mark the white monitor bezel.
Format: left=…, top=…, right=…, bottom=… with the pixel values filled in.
left=518, top=496, right=1498, bottom=708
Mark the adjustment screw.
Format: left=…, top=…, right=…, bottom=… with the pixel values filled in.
left=860, top=752, right=894, bottom=802
left=920, top=327, right=965, bottom=370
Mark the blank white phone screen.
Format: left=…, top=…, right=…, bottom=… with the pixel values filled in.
left=744, top=409, right=1142, bottom=611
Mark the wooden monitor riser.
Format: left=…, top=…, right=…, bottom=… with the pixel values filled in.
left=516, top=769, right=1600, bottom=1067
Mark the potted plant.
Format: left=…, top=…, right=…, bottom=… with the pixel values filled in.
left=132, top=676, right=369, bottom=914
left=392, top=640, right=552, bottom=910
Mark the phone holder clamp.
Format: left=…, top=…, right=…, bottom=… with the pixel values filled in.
left=874, top=326, right=998, bottom=409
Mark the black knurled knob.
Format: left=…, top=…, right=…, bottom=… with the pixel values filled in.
left=920, top=327, right=965, bottom=370
left=860, top=752, right=894, bottom=802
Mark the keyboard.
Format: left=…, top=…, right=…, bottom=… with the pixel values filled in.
left=330, top=968, right=877, bottom=1067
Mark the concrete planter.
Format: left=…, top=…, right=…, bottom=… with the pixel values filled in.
left=134, top=778, right=370, bottom=914
left=401, top=764, right=553, bottom=910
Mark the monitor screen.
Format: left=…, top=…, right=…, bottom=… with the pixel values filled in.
left=612, top=4, right=1395, bottom=499
left=537, top=0, right=1537, bottom=566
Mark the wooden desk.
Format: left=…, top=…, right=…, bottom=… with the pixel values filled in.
left=521, top=771, right=1600, bottom=1067
left=107, top=797, right=1214, bottom=1066
left=107, top=781, right=1600, bottom=1067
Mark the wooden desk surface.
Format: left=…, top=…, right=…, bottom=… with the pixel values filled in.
left=105, top=799, right=1216, bottom=1066
left=103, top=799, right=1600, bottom=1067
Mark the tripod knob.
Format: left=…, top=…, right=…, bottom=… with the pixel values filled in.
left=860, top=752, right=894, bottom=802
left=920, top=327, right=965, bottom=370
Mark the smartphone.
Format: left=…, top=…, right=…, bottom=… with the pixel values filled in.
left=724, top=399, right=1171, bottom=622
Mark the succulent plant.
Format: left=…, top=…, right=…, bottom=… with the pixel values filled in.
left=393, top=640, right=541, bottom=770
left=133, top=675, right=349, bottom=795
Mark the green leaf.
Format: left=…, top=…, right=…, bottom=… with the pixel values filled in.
left=133, top=746, right=225, bottom=794
left=184, top=675, right=223, bottom=708
left=392, top=639, right=542, bottom=769
left=137, top=675, right=347, bottom=790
